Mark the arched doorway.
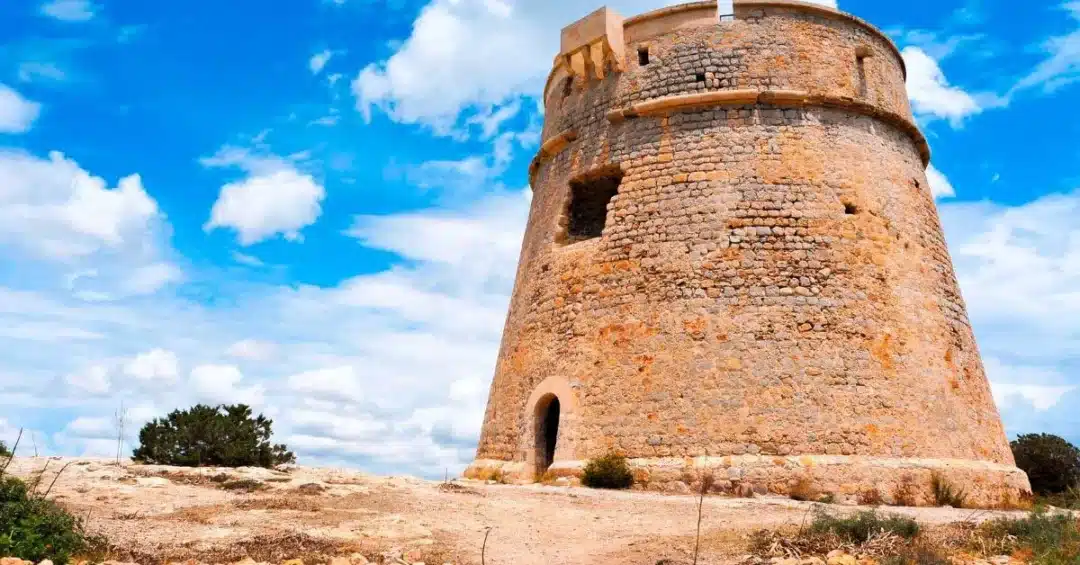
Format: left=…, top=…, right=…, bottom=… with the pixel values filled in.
left=534, top=394, right=561, bottom=476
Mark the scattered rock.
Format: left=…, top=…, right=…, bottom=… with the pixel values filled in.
left=826, top=551, right=857, bottom=565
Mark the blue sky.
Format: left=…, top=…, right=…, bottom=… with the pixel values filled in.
left=0, top=0, right=1078, bottom=477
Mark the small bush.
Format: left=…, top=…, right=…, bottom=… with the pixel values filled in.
left=789, top=477, right=818, bottom=501
left=980, top=508, right=1080, bottom=564
left=880, top=542, right=950, bottom=565
left=581, top=453, right=634, bottom=489
left=857, top=487, right=884, bottom=506
left=931, top=472, right=967, bottom=508
left=0, top=476, right=104, bottom=564
left=810, top=509, right=920, bottom=544
left=1040, top=485, right=1080, bottom=510
left=219, top=479, right=265, bottom=492
left=0, top=440, right=11, bottom=458
left=133, top=404, right=295, bottom=468
left=1011, top=433, right=1080, bottom=495
left=892, top=475, right=920, bottom=506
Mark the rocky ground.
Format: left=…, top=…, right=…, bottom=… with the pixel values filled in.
left=3, top=458, right=1038, bottom=565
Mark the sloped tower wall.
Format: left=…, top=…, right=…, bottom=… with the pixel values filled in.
left=466, top=0, right=1031, bottom=507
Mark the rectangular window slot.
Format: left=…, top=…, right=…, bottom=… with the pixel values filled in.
left=695, top=72, right=706, bottom=82
left=855, top=47, right=871, bottom=99
left=566, top=171, right=622, bottom=242
left=638, top=46, right=650, bottom=66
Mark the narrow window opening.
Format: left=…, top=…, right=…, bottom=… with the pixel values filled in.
left=562, top=77, right=573, bottom=99
left=567, top=170, right=622, bottom=242
left=695, top=72, right=706, bottom=82
left=638, top=46, right=650, bottom=66
left=855, top=46, right=871, bottom=99
left=844, top=202, right=859, bottom=215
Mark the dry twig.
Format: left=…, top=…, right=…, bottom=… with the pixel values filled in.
left=0, top=428, right=23, bottom=479
left=482, top=526, right=493, bottom=565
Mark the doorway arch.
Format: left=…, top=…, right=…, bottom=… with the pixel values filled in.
left=524, top=376, right=578, bottom=480
left=534, top=393, right=560, bottom=476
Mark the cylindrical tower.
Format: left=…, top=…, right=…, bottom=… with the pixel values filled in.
left=466, top=0, right=1031, bottom=506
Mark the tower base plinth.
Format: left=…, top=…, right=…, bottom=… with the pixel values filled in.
left=465, top=455, right=1032, bottom=509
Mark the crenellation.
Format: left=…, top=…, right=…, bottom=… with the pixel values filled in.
left=469, top=0, right=1030, bottom=507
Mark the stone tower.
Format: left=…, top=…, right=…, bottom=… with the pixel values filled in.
left=466, top=0, right=1031, bottom=506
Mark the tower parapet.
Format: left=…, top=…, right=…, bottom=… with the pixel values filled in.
left=468, top=1, right=1031, bottom=507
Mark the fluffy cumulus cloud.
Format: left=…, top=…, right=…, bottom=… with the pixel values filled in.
left=39, top=0, right=98, bottom=22
left=902, top=46, right=982, bottom=126
left=926, top=164, right=956, bottom=199
left=353, top=0, right=838, bottom=133
left=0, top=84, right=41, bottom=134
left=939, top=190, right=1080, bottom=442
left=0, top=149, right=179, bottom=298
left=0, top=189, right=529, bottom=475
left=124, top=348, right=180, bottom=382
left=202, top=147, right=326, bottom=245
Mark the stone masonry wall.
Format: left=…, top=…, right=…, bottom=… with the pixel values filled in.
left=473, top=1, right=1020, bottom=494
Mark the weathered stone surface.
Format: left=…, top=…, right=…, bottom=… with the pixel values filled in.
left=468, top=0, right=1031, bottom=507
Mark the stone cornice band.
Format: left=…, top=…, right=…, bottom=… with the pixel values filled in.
left=529, top=89, right=931, bottom=187
left=542, top=0, right=907, bottom=106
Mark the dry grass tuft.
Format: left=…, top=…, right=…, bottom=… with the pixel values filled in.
left=931, top=472, right=967, bottom=508
left=858, top=487, right=884, bottom=507
left=892, top=475, right=921, bottom=507
left=233, top=496, right=322, bottom=512
left=438, top=482, right=482, bottom=496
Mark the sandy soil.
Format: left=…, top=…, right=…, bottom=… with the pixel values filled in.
left=3, top=457, right=1032, bottom=565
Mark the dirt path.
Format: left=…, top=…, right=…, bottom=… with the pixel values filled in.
left=4, top=458, right=1030, bottom=565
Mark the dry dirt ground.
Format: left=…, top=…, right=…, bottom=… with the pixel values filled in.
left=5, top=457, right=1031, bottom=565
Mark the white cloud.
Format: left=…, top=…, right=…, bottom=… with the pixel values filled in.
left=39, top=0, right=97, bottom=22
left=123, top=349, right=179, bottom=382
left=190, top=365, right=265, bottom=406
left=0, top=84, right=41, bottom=134
left=0, top=188, right=530, bottom=476
left=353, top=0, right=838, bottom=133
left=993, top=383, right=1076, bottom=412
left=226, top=339, right=275, bottom=361
left=926, top=164, right=956, bottom=199
left=17, top=62, right=67, bottom=84
left=66, top=365, right=111, bottom=395
left=287, top=366, right=364, bottom=404
left=902, top=46, right=981, bottom=126
left=0, top=151, right=161, bottom=259
left=310, top=50, right=334, bottom=75
left=202, top=147, right=326, bottom=245
left=1011, top=3, right=1080, bottom=95
left=65, top=416, right=113, bottom=439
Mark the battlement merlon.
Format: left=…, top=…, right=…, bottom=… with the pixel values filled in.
left=559, top=6, right=626, bottom=80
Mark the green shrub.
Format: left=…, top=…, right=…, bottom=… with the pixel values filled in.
left=133, top=404, right=295, bottom=468
left=981, top=508, right=1080, bottom=565
left=810, top=509, right=920, bottom=544
left=931, top=472, right=967, bottom=508
left=219, top=479, right=265, bottom=492
left=0, top=476, right=104, bottom=564
left=1040, top=485, right=1080, bottom=510
left=1011, top=433, right=1080, bottom=495
left=0, top=440, right=10, bottom=458
left=581, top=452, right=634, bottom=489
left=880, top=542, right=951, bottom=565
